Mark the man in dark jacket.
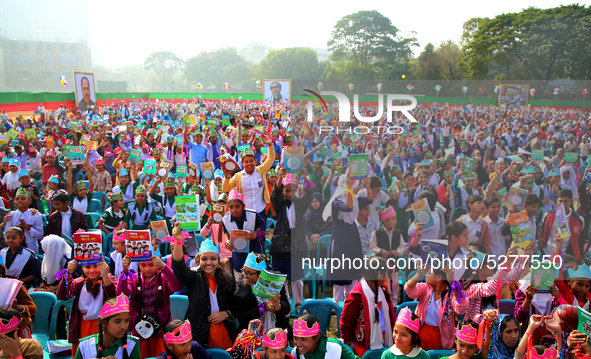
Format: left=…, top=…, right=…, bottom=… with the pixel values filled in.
left=46, top=192, right=88, bottom=240
left=270, top=167, right=314, bottom=313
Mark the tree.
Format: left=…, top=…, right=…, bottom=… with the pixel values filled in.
left=459, top=5, right=591, bottom=80
left=321, top=60, right=375, bottom=81
left=254, top=47, right=323, bottom=80
left=143, top=51, right=184, bottom=91
left=224, top=62, right=255, bottom=90
left=436, top=40, right=463, bottom=80
left=328, top=10, right=418, bottom=73
left=184, top=47, right=247, bottom=89
left=239, top=43, right=271, bottom=63
left=413, top=43, right=443, bottom=80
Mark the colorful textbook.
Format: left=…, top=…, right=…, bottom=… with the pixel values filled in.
left=506, top=211, right=532, bottom=249
left=411, top=198, right=435, bottom=229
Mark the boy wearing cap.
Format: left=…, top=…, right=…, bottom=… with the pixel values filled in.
left=450, top=171, right=481, bottom=221
left=303, top=143, right=326, bottom=191
left=11, top=145, right=28, bottom=171
left=184, top=127, right=208, bottom=168
left=17, top=170, right=41, bottom=210
left=0, top=187, right=43, bottom=253
left=115, top=167, right=141, bottom=208
left=149, top=177, right=178, bottom=232
left=98, top=192, right=127, bottom=235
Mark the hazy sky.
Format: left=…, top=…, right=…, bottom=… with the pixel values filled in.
left=87, top=0, right=591, bottom=69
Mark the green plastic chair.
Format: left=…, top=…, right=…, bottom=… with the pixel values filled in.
left=299, top=299, right=342, bottom=337
left=30, top=292, right=57, bottom=350
left=48, top=298, right=73, bottom=340
left=170, top=295, right=189, bottom=321
left=207, top=348, right=232, bottom=359
left=362, top=348, right=388, bottom=359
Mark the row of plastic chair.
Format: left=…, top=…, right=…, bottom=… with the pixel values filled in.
left=29, top=291, right=191, bottom=353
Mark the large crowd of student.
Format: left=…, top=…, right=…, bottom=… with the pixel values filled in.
left=0, top=99, right=590, bottom=359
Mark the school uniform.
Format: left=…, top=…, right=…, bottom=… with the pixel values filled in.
left=0, top=246, right=40, bottom=287
left=75, top=334, right=141, bottom=359
left=69, top=193, right=95, bottom=214
left=221, top=210, right=265, bottom=274
left=100, top=207, right=127, bottom=232
left=117, top=179, right=141, bottom=208
left=3, top=209, right=43, bottom=253
left=123, top=202, right=158, bottom=230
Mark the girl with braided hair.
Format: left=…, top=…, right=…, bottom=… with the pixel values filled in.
left=75, top=294, right=141, bottom=359
left=57, top=257, right=117, bottom=359
left=339, top=257, right=395, bottom=357
left=117, top=254, right=183, bottom=358
left=404, top=260, right=470, bottom=351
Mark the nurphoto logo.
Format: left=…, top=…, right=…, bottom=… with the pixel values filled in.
left=303, top=89, right=415, bottom=135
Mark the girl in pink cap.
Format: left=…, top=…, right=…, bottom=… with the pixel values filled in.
left=382, top=308, right=429, bottom=359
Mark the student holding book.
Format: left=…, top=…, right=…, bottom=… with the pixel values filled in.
left=58, top=257, right=116, bottom=359
left=171, top=225, right=237, bottom=349
left=117, top=253, right=184, bottom=358
left=233, top=253, right=290, bottom=335
left=108, top=227, right=138, bottom=279
left=222, top=189, right=266, bottom=278
left=200, top=193, right=232, bottom=273
left=538, top=189, right=585, bottom=260
left=404, top=262, right=469, bottom=350
left=115, top=167, right=141, bottom=208
left=457, top=195, right=490, bottom=253
left=222, top=134, right=275, bottom=221
left=66, top=161, right=95, bottom=215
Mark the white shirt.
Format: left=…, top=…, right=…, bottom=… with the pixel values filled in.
left=240, top=170, right=266, bottom=212
left=484, top=215, right=509, bottom=258
left=424, top=291, right=440, bottom=326
left=4, top=209, right=43, bottom=253
left=356, top=217, right=379, bottom=253
left=357, top=188, right=389, bottom=222
left=369, top=226, right=406, bottom=256
left=61, top=208, right=73, bottom=239
left=461, top=214, right=484, bottom=246
left=28, top=155, right=42, bottom=173
left=286, top=203, right=295, bottom=229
